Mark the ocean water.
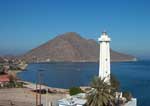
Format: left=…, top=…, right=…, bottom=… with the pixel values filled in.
left=18, top=61, right=150, bottom=106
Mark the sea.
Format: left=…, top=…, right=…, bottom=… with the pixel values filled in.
left=17, top=61, right=150, bottom=106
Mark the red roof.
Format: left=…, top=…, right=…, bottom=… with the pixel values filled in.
left=0, top=75, right=10, bottom=82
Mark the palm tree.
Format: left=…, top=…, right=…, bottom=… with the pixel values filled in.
left=86, top=76, right=115, bottom=106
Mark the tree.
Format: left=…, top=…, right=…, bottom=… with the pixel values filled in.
left=110, top=74, right=120, bottom=91
left=86, top=76, right=115, bottom=106
left=123, top=91, right=132, bottom=101
left=69, top=87, right=84, bottom=95
left=8, top=73, right=17, bottom=83
left=0, top=65, right=5, bottom=75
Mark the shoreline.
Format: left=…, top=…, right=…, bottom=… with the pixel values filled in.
left=8, top=63, right=28, bottom=74
left=22, top=80, right=69, bottom=93
left=16, top=60, right=137, bottom=91
left=27, top=59, right=138, bottom=64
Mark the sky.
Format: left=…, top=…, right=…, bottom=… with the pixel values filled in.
left=0, top=0, right=150, bottom=59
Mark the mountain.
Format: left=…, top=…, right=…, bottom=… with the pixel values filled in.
left=21, top=32, right=136, bottom=62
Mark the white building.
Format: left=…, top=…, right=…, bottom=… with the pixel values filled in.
left=98, top=32, right=111, bottom=83
left=58, top=93, right=86, bottom=106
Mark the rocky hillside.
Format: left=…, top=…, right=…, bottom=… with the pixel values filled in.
left=21, top=32, right=136, bottom=62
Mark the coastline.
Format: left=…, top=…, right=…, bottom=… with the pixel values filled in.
left=22, top=80, right=69, bottom=93
left=27, top=58, right=138, bottom=64
left=10, top=63, right=28, bottom=73
left=16, top=60, right=138, bottom=90
left=14, top=63, right=70, bottom=93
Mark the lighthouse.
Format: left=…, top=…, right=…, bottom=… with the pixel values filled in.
left=98, top=32, right=111, bottom=83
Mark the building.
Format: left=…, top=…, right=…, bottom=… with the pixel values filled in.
left=98, top=32, right=111, bottom=83
left=0, top=75, right=10, bottom=87
left=58, top=93, right=86, bottom=106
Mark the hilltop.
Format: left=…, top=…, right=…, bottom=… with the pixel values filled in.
left=21, top=32, right=136, bottom=62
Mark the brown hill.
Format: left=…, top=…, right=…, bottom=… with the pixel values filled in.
left=21, top=32, right=136, bottom=62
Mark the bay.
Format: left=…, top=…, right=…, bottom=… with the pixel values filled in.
left=18, top=61, right=150, bottom=106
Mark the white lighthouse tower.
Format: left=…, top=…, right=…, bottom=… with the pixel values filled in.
left=98, top=32, right=111, bottom=83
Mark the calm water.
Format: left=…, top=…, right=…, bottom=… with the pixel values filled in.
left=18, top=61, right=150, bottom=106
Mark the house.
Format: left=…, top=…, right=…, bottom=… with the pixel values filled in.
left=0, top=75, right=10, bottom=87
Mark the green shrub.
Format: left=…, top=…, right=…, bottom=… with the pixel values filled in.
left=111, top=74, right=120, bottom=91
left=69, top=87, right=84, bottom=95
left=16, top=82, right=23, bottom=88
left=123, top=91, right=132, bottom=101
left=9, top=65, right=21, bottom=70
left=8, top=82, right=16, bottom=88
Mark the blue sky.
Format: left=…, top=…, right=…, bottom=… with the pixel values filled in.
left=0, top=0, right=150, bottom=59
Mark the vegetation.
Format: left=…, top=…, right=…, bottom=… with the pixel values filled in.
left=0, top=72, right=23, bottom=88
left=86, top=76, right=115, bottom=106
left=0, top=58, right=26, bottom=89
left=85, top=75, right=133, bottom=106
left=0, top=64, right=4, bottom=75
left=0, top=64, right=3, bottom=69
left=9, top=65, right=21, bottom=70
left=8, top=73, right=17, bottom=82
left=69, top=87, right=84, bottom=95
left=0, top=82, right=23, bottom=88
left=110, top=74, right=120, bottom=91
left=111, top=74, right=133, bottom=102
left=0, top=71, right=5, bottom=75
left=123, top=91, right=132, bottom=101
